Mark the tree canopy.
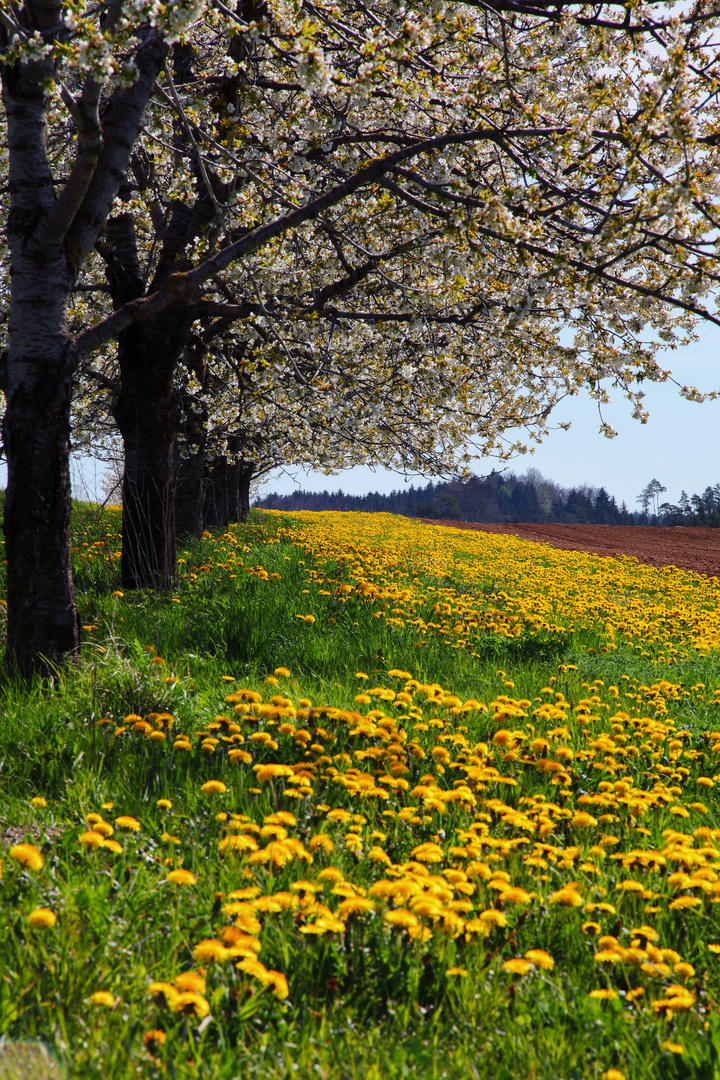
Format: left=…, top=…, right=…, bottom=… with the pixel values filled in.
left=2, top=0, right=720, bottom=671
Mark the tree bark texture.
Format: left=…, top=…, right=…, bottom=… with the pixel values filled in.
left=175, top=451, right=207, bottom=538
left=106, top=176, right=215, bottom=587
left=203, top=457, right=255, bottom=527
left=1, top=11, right=166, bottom=672
left=115, top=308, right=194, bottom=588
left=204, top=457, right=234, bottom=529
left=2, top=280, right=79, bottom=673
left=238, top=462, right=255, bottom=523
left=2, top=14, right=79, bottom=674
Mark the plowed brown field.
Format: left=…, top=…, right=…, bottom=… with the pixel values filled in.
left=418, top=520, right=720, bottom=578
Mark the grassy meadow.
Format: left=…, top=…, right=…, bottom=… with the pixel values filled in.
left=3, top=505, right=720, bottom=1078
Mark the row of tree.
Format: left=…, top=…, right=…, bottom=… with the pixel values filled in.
left=262, top=473, right=720, bottom=527
left=3, top=1, right=720, bottom=673
left=259, top=469, right=638, bottom=524
left=660, top=486, right=720, bottom=528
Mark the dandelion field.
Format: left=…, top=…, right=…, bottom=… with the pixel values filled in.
left=3, top=509, right=720, bottom=1078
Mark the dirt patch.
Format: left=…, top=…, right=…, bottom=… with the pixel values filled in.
left=418, top=520, right=720, bottom=578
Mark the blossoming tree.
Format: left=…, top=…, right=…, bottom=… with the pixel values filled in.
left=2, top=0, right=720, bottom=671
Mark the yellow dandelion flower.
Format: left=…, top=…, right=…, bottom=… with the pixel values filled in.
left=172, top=992, right=210, bottom=1018
left=384, top=909, right=420, bottom=930
left=218, top=834, right=259, bottom=856
left=236, top=957, right=268, bottom=981
left=589, top=989, right=618, bottom=1000
left=79, top=831, right=105, bottom=849
left=594, top=950, right=624, bottom=964
left=200, top=781, right=227, bottom=795
left=147, top=982, right=179, bottom=1008
left=88, top=991, right=116, bottom=1007
left=28, top=908, right=56, bottom=929
left=166, top=869, right=197, bottom=886
left=156, top=799, right=173, bottom=810
left=114, top=816, right=140, bottom=831
left=479, top=908, right=508, bottom=928
left=571, top=812, right=598, bottom=828
left=30, top=797, right=47, bottom=808
left=174, top=972, right=207, bottom=995
left=266, top=971, right=289, bottom=999
left=143, top=1029, right=167, bottom=1053
left=337, top=897, right=375, bottom=919
left=502, top=959, right=532, bottom=975
left=228, top=749, right=253, bottom=765
left=9, top=844, right=43, bottom=871
left=274, top=667, right=292, bottom=678
left=525, top=949, right=554, bottom=970
left=502, top=887, right=533, bottom=905
left=652, top=993, right=695, bottom=1015
left=661, top=1042, right=684, bottom=1055
left=254, top=764, right=294, bottom=783
left=548, top=884, right=584, bottom=907
left=192, top=939, right=229, bottom=963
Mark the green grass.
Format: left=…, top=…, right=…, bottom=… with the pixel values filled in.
left=1, top=507, right=720, bottom=1078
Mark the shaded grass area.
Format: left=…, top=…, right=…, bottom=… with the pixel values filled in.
left=1, top=509, right=720, bottom=1077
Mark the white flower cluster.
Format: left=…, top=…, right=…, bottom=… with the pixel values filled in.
left=296, top=45, right=334, bottom=95
left=161, top=0, right=209, bottom=43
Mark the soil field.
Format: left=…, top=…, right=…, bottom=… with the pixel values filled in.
left=418, top=520, right=720, bottom=579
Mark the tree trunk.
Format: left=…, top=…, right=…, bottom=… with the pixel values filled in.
left=105, top=203, right=212, bottom=588
left=203, top=456, right=232, bottom=530
left=226, top=458, right=241, bottom=524
left=115, top=316, right=182, bottom=589
left=238, top=461, right=256, bottom=523
left=175, top=450, right=207, bottom=538
left=3, top=284, right=79, bottom=675
left=1, top=10, right=166, bottom=669
left=2, top=16, right=79, bottom=675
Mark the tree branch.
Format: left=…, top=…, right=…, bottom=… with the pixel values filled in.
left=32, top=74, right=103, bottom=254
left=69, top=126, right=506, bottom=362
left=65, top=30, right=169, bottom=273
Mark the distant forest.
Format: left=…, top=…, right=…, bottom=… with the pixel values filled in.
left=257, top=470, right=720, bottom=528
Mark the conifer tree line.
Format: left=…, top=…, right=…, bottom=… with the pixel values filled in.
left=257, top=470, right=635, bottom=524
left=260, top=472, right=720, bottom=526
left=3, top=0, right=720, bottom=673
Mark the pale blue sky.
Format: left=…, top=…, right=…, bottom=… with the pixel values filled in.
left=261, top=324, right=720, bottom=510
